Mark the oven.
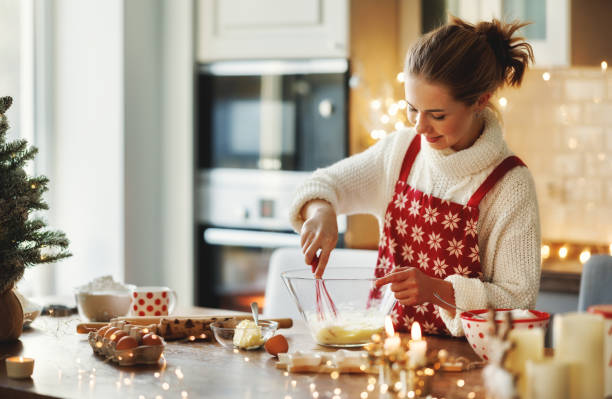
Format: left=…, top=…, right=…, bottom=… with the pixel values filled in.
left=195, top=59, right=349, bottom=312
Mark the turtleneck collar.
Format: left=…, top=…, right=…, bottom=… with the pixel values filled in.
left=420, top=108, right=508, bottom=178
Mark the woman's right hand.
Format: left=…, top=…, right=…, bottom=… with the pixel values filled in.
left=300, top=199, right=338, bottom=278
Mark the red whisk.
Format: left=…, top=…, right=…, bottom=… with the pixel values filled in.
left=311, top=256, right=338, bottom=319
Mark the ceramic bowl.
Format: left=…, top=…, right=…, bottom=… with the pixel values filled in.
left=74, top=286, right=135, bottom=322
left=460, top=308, right=550, bottom=361
left=210, top=319, right=278, bottom=350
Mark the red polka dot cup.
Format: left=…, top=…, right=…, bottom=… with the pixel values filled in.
left=129, top=286, right=177, bottom=317
left=460, top=308, right=550, bottom=362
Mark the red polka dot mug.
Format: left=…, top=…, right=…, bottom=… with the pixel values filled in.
left=129, top=286, right=177, bottom=317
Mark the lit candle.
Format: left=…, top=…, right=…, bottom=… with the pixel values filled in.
left=554, top=312, right=604, bottom=399
left=5, top=356, right=35, bottom=379
left=505, top=328, right=544, bottom=398
left=525, top=358, right=571, bottom=399
left=383, top=316, right=401, bottom=354
left=408, top=322, right=427, bottom=368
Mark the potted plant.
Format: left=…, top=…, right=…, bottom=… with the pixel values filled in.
left=0, top=96, right=71, bottom=342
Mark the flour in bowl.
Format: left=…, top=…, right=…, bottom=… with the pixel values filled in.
left=75, top=276, right=132, bottom=321
left=76, top=275, right=130, bottom=293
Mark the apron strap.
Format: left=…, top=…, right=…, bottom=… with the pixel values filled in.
left=467, top=155, right=526, bottom=208
left=398, top=134, right=422, bottom=182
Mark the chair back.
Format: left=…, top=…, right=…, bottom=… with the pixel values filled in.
left=262, top=247, right=378, bottom=319
left=578, top=254, right=612, bottom=311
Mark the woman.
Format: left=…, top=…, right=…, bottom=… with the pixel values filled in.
left=289, top=16, right=541, bottom=336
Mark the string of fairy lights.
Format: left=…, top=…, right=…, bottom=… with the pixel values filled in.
left=368, top=61, right=609, bottom=141
left=367, top=61, right=612, bottom=266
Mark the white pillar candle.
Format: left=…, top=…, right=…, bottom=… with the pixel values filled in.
left=383, top=334, right=401, bottom=354
left=588, top=304, right=612, bottom=398
left=505, top=328, right=544, bottom=398
left=5, top=357, right=35, bottom=379
left=525, top=358, right=570, bottom=399
left=408, top=322, right=427, bottom=368
left=553, top=312, right=604, bottom=399
left=383, top=315, right=401, bottom=354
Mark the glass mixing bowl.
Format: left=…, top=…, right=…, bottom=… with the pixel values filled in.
left=282, top=267, right=397, bottom=347
left=210, top=319, right=278, bottom=350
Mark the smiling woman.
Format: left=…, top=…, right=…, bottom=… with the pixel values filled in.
left=404, top=76, right=487, bottom=152
left=289, top=15, right=541, bottom=337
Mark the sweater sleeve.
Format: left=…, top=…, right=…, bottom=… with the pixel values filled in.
left=288, top=130, right=413, bottom=233
left=436, top=167, right=542, bottom=336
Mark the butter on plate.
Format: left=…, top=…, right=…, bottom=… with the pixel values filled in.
left=232, top=320, right=264, bottom=349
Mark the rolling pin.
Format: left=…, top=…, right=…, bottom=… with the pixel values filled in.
left=76, top=315, right=293, bottom=340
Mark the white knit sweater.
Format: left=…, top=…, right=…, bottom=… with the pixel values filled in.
left=289, top=109, right=542, bottom=336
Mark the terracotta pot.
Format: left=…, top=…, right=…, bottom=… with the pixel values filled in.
left=0, top=287, right=24, bottom=342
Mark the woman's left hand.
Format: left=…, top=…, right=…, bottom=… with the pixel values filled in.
left=374, top=267, right=434, bottom=307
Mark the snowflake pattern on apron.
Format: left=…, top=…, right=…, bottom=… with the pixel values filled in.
left=370, top=135, right=525, bottom=336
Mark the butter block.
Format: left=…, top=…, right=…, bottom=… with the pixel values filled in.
left=232, top=320, right=264, bottom=349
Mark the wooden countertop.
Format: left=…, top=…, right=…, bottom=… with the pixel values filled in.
left=1, top=309, right=494, bottom=399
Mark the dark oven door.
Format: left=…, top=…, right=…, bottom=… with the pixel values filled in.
left=196, top=59, right=348, bottom=171
left=195, top=226, right=301, bottom=312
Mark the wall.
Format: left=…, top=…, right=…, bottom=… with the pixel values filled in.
left=498, top=67, right=612, bottom=244
left=124, top=0, right=162, bottom=288
left=345, top=0, right=421, bottom=249
left=124, top=0, right=194, bottom=305
left=51, top=0, right=124, bottom=295
left=22, top=0, right=194, bottom=304
left=571, top=0, right=612, bottom=66
left=159, top=1, right=194, bottom=305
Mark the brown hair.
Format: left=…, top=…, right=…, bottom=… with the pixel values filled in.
left=405, top=15, right=534, bottom=105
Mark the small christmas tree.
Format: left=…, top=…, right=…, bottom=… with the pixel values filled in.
left=0, top=96, right=71, bottom=294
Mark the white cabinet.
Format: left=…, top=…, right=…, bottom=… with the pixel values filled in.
left=447, top=0, right=569, bottom=67
left=197, top=0, right=348, bottom=61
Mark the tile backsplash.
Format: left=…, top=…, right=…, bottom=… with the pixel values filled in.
left=498, top=68, right=612, bottom=244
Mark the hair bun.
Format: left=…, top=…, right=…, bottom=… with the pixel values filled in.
left=405, top=15, right=534, bottom=105
left=473, top=19, right=534, bottom=87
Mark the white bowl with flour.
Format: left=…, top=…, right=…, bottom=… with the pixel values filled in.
left=74, top=276, right=135, bottom=322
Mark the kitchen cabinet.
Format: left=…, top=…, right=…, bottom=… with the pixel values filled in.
left=446, top=0, right=569, bottom=67
left=196, top=0, right=348, bottom=61
left=445, top=0, right=612, bottom=67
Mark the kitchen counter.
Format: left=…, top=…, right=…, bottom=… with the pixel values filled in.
left=540, top=260, right=583, bottom=293
left=0, top=308, right=498, bottom=399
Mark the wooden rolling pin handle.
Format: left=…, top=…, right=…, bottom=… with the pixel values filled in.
left=229, top=315, right=292, bottom=329
left=264, top=318, right=293, bottom=329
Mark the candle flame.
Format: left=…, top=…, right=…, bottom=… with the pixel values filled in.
left=384, top=316, right=395, bottom=336
left=410, top=322, right=422, bottom=340
left=19, top=357, right=24, bottom=362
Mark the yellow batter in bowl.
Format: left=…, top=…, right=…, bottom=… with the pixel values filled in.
left=308, top=310, right=385, bottom=347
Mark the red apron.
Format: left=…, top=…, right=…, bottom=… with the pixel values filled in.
left=371, top=135, right=525, bottom=335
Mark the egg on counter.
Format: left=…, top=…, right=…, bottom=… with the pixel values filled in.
left=97, top=325, right=111, bottom=337
left=104, top=327, right=121, bottom=339
left=265, top=334, right=289, bottom=356
left=116, top=336, right=139, bottom=350
left=142, top=333, right=163, bottom=346
left=110, top=330, right=128, bottom=343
